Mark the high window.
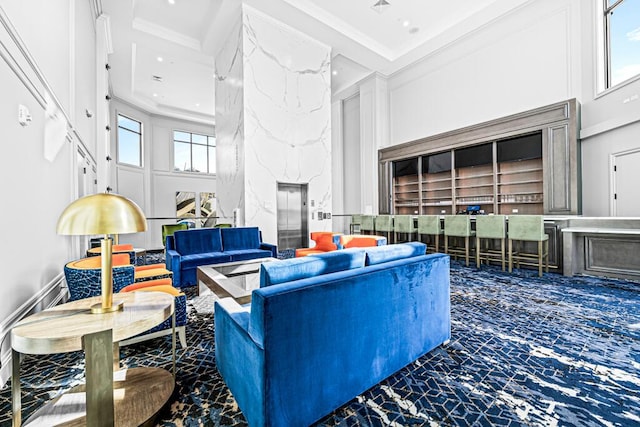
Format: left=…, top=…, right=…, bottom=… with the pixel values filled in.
left=173, top=131, right=216, bottom=174
left=604, top=0, right=640, bottom=88
left=117, top=114, right=142, bottom=167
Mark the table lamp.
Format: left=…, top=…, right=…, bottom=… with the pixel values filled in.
left=57, top=193, right=147, bottom=313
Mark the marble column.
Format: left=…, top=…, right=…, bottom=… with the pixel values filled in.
left=215, top=5, right=332, bottom=245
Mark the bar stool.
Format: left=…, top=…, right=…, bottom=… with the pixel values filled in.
left=375, top=215, right=394, bottom=243
left=417, top=215, right=443, bottom=253
left=350, top=214, right=363, bottom=234
left=508, top=215, right=549, bottom=277
left=361, top=215, right=375, bottom=235
left=475, top=215, right=507, bottom=271
left=394, top=215, right=416, bottom=242
left=444, top=215, right=475, bottom=267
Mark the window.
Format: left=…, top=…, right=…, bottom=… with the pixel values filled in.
left=604, top=0, right=640, bottom=88
left=117, top=114, right=142, bottom=167
left=173, top=131, right=216, bottom=174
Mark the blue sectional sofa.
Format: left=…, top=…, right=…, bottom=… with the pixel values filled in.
left=214, top=242, right=450, bottom=426
left=165, top=226, right=277, bottom=288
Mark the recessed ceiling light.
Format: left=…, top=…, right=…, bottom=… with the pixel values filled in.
left=157, top=56, right=163, bottom=62
left=402, top=20, right=410, bottom=28
left=195, top=103, right=200, bottom=107
left=153, top=93, right=158, bottom=97
left=332, top=70, right=338, bottom=76
left=168, top=0, right=175, bottom=4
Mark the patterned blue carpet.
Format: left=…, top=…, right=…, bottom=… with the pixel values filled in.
left=1, top=260, right=639, bottom=426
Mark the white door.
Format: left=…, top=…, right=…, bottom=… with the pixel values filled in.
left=613, top=150, right=640, bottom=216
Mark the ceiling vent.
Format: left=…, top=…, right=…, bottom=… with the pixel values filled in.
left=152, top=75, right=163, bottom=82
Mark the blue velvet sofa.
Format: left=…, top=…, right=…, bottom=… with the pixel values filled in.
left=214, top=242, right=450, bottom=426
left=166, top=226, right=277, bottom=288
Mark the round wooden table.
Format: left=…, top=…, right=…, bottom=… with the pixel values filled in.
left=11, top=291, right=176, bottom=427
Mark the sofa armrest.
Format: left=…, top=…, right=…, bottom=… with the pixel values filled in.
left=260, top=242, right=278, bottom=258
left=214, top=298, right=265, bottom=424
left=165, top=249, right=182, bottom=284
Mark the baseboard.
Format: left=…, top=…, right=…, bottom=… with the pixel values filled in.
left=0, top=273, right=67, bottom=387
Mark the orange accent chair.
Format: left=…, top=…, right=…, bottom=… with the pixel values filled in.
left=295, top=232, right=342, bottom=257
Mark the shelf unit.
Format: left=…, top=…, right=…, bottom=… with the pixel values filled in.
left=454, top=164, right=495, bottom=213
left=390, top=133, right=547, bottom=215
left=380, top=99, right=579, bottom=216
left=421, top=172, right=453, bottom=214
left=497, top=158, right=543, bottom=214
left=394, top=174, right=420, bottom=214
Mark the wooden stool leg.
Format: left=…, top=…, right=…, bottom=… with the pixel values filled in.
left=435, top=234, right=439, bottom=253
left=508, top=239, right=513, bottom=273
left=476, top=236, right=481, bottom=268
left=545, top=240, right=549, bottom=273
left=465, top=236, right=469, bottom=267
left=538, top=240, right=543, bottom=277
left=444, top=235, right=448, bottom=255
left=500, top=238, right=505, bottom=271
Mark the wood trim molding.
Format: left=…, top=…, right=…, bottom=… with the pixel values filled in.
left=0, top=274, right=67, bottom=387
left=379, top=98, right=576, bottom=162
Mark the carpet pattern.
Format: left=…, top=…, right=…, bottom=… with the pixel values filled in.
left=1, top=261, right=639, bottom=426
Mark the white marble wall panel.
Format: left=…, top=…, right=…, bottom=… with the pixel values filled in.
left=242, top=6, right=331, bottom=244
left=214, top=17, right=245, bottom=224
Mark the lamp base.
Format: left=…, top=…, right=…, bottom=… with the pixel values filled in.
left=90, top=300, right=124, bottom=314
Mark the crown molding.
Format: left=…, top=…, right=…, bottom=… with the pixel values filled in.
left=133, top=17, right=201, bottom=51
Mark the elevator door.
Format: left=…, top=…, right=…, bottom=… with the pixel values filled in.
left=277, top=183, right=308, bottom=250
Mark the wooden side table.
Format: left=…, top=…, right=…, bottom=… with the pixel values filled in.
left=11, top=291, right=176, bottom=426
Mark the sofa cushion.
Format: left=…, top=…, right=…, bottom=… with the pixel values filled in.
left=261, top=248, right=365, bottom=287
left=221, top=227, right=261, bottom=251
left=227, top=249, right=273, bottom=262
left=180, top=252, right=231, bottom=269
left=364, top=242, right=427, bottom=266
left=174, top=228, right=223, bottom=255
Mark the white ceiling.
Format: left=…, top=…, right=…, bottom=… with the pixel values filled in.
left=102, top=0, right=530, bottom=124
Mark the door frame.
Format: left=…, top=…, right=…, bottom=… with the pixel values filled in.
left=610, top=147, right=640, bottom=216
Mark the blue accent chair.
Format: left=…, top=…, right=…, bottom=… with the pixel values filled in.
left=63, top=259, right=188, bottom=347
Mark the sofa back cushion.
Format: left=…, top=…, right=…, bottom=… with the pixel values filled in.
left=261, top=248, right=365, bottom=287
left=364, top=242, right=426, bottom=266
left=174, top=228, right=223, bottom=255
left=221, top=227, right=261, bottom=251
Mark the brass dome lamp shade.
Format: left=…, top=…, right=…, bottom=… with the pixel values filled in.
left=57, top=193, right=147, bottom=313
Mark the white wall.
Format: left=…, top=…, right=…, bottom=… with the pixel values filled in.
left=337, top=0, right=640, bottom=217
left=388, top=0, right=580, bottom=144
left=111, top=99, right=216, bottom=249
left=0, top=0, right=99, bottom=384
left=343, top=94, right=361, bottom=217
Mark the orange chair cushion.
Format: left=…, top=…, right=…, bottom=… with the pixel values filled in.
left=134, top=263, right=166, bottom=271
left=68, top=253, right=131, bottom=269
left=120, top=279, right=176, bottom=293
left=87, top=244, right=134, bottom=254
left=134, top=268, right=172, bottom=280
left=341, top=235, right=385, bottom=248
